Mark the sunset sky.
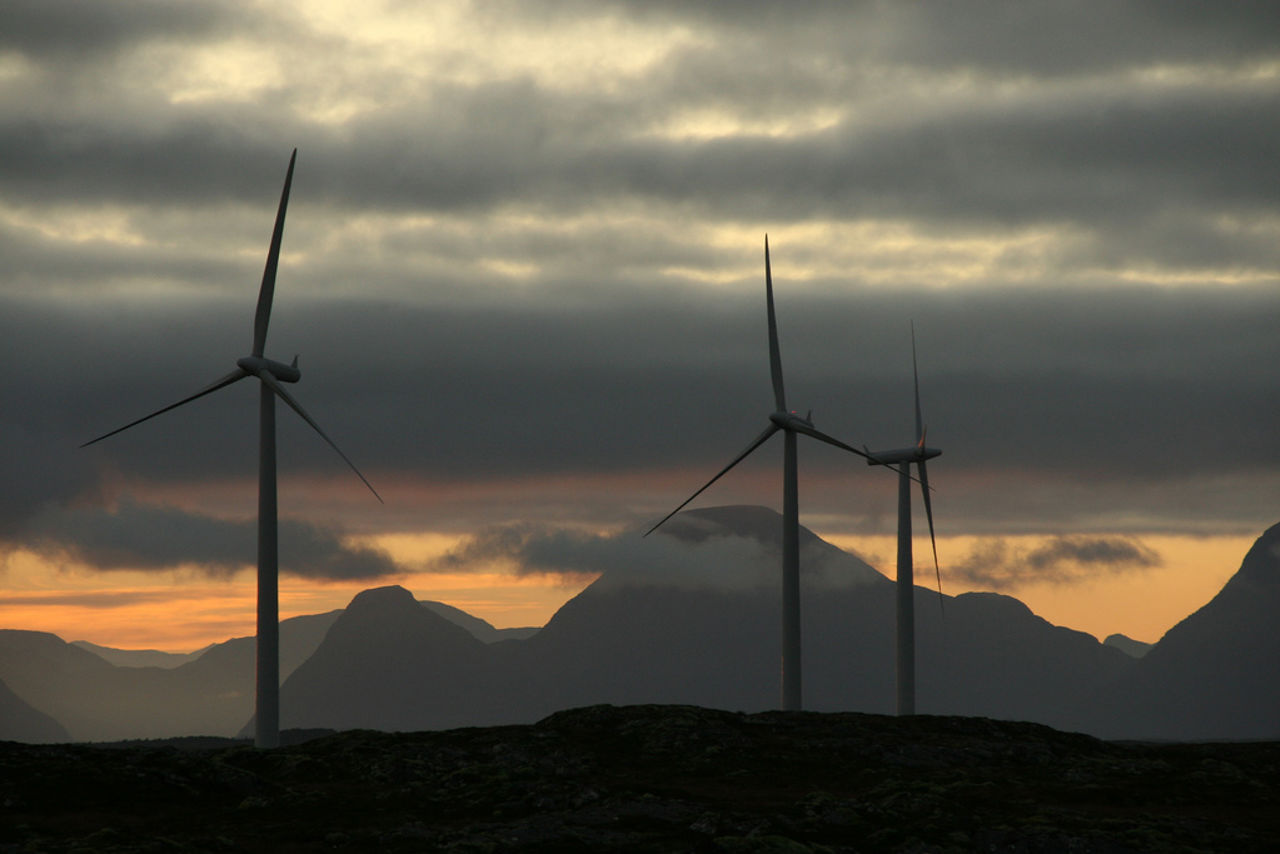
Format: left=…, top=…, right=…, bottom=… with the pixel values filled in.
left=2, top=1, right=1277, bottom=652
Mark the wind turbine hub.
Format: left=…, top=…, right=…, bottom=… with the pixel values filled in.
left=770, top=410, right=814, bottom=431
left=865, top=445, right=942, bottom=465
left=237, top=355, right=301, bottom=384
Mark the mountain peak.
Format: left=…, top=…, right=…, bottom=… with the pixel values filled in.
left=1232, top=521, right=1280, bottom=587
left=324, top=585, right=485, bottom=651
left=346, top=584, right=418, bottom=611
left=1103, top=633, right=1152, bottom=658
left=661, top=505, right=824, bottom=550
left=276, top=586, right=492, bottom=732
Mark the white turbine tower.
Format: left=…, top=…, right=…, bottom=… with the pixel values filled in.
left=865, top=324, right=941, bottom=716
left=646, top=236, right=878, bottom=711
left=81, top=149, right=382, bottom=748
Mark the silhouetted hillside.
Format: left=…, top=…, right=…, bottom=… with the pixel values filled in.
left=265, top=508, right=1134, bottom=735
left=1088, top=521, right=1280, bottom=740
left=2, top=705, right=1277, bottom=852
left=275, top=585, right=497, bottom=732
left=0, top=612, right=341, bottom=742
left=4, top=507, right=1276, bottom=742
left=1102, top=633, right=1152, bottom=658
left=0, top=630, right=137, bottom=740
left=421, top=598, right=539, bottom=642
left=0, top=676, right=67, bottom=743
left=71, top=640, right=212, bottom=669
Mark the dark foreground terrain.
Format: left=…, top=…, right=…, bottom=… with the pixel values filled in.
left=2, top=705, right=1278, bottom=853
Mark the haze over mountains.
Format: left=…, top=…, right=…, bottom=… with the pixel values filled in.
left=2, top=506, right=1275, bottom=744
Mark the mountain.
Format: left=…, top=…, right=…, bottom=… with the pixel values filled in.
left=421, top=599, right=539, bottom=642
left=0, top=611, right=343, bottom=742
left=266, top=506, right=1134, bottom=736
left=1087, top=521, right=1280, bottom=740
left=0, top=594, right=534, bottom=742
left=7, top=506, right=1275, bottom=742
left=518, top=507, right=1131, bottom=732
left=0, top=627, right=261, bottom=742
left=0, top=676, right=68, bottom=743
left=1103, top=633, right=1152, bottom=658
left=0, top=629, right=135, bottom=741
left=659, top=504, right=886, bottom=588
left=71, top=640, right=213, bottom=669
left=275, top=586, right=499, bottom=733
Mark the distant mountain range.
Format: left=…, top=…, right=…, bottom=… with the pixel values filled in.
left=69, top=601, right=534, bottom=672
left=2, top=506, right=1275, bottom=743
left=0, top=675, right=68, bottom=743
left=1102, top=633, right=1152, bottom=658
left=70, top=640, right=215, bottom=669
left=420, top=600, right=540, bottom=643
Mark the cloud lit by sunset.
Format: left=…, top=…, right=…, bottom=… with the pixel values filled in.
left=1, top=1, right=1277, bottom=654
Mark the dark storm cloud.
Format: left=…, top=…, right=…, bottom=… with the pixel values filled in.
left=0, top=123, right=312, bottom=210
left=8, top=77, right=1277, bottom=246
left=887, top=1, right=1280, bottom=73
left=948, top=535, right=1162, bottom=588
left=0, top=216, right=253, bottom=295
left=430, top=523, right=616, bottom=579
left=3, top=269, right=1275, bottom=542
left=0, top=0, right=1277, bottom=555
left=541, top=86, right=1280, bottom=240
left=563, top=0, right=1280, bottom=74
left=1, top=0, right=240, bottom=59
left=1025, top=538, right=1162, bottom=572
left=17, top=499, right=399, bottom=581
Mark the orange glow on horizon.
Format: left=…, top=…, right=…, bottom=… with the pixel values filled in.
left=0, top=527, right=1253, bottom=653
left=0, top=540, right=593, bottom=652
left=826, top=533, right=1250, bottom=645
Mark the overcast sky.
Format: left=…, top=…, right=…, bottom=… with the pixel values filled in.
left=2, top=1, right=1278, bottom=641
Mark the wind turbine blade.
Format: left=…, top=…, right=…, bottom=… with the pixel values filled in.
left=256, top=369, right=384, bottom=503
left=800, top=422, right=927, bottom=486
left=788, top=421, right=880, bottom=463
left=644, top=423, right=780, bottom=536
left=80, top=368, right=249, bottom=447
left=252, top=149, right=297, bottom=358
left=918, top=458, right=944, bottom=615
left=765, top=235, right=786, bottom=412
left=912, top=321, right=923, bottom=446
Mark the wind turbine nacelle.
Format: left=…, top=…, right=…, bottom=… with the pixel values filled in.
left=236, top=355, right=301, bottom=383
left=866, top=445, right=941, bottom=465
left=770, top=410, right=815, bottom=431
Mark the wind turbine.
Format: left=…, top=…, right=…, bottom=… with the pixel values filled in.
left=646, top=236, right=878, bottom=712
left=865, top=324, right=941, bottom=716
left=81, top=149, right=381, bottom=748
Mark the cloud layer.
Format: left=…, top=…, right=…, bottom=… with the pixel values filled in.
left=949, top=535, right=1162, bottom=588
left=1, top=1, right=1277, bottom=582
left=22, top=500, right=398, bottom=581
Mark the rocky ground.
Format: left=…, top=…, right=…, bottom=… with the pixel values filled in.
left=1, top=704, right=1278, bottom=852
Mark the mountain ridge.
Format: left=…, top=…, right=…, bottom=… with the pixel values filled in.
left=1, top=507, right=1274, bottom=742
left=1084, top=520, right=1280, bottom=740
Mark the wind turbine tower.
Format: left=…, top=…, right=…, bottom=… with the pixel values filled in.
left=866, top=325, right=941, bottom=716
left=647, top=237, right=878, bottom=711
left=82, top=150, right=381, bottom=748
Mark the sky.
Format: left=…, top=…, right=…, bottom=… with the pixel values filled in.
left=2, top=0, right=1278, bottom=651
